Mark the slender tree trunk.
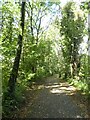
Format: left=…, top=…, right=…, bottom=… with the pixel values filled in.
left=8, top=2, right=25, bottom=95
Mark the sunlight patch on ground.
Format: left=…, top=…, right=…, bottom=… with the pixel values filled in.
left=45, top=84, right=61, bottom=89
left=48, top=83, right=77, bottom=95
left=27, top=80, right=77, bottom=96
left=76, top=115, right=82, bottom=118
left=37, top=85, right=44, bottom=90
left=60, top=86, right=76, bottom=91
left=50, top=89, right=65, bottom=94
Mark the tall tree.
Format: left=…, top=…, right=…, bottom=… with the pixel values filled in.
left=8, top=2, right=26, bottom=95
left=59, top=1, right=85, bottom=78
left=23, top=1, right=56, bottom=73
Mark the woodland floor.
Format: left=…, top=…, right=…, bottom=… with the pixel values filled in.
left=11, top=75, right=89, bottom=118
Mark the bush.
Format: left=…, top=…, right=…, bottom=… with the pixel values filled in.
left=67, top=78, right=90, bottom=95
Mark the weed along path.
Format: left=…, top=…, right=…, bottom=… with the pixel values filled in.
left=14, top=75, right=89, bottom=118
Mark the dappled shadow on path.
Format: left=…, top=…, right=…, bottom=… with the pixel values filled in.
left=27, top=76, right=89, bottom=118
left=28, top=76, right=85, bottom=97
left=45, top=82, right=77, bottom=95
left=12, top=76, right=89, bottom=118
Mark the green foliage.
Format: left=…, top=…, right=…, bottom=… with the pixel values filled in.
left=2, top=0, right=89, bottom=117
left=2, top=1, right=20, bottom=95
left=59, top=1, right=85, bottom=78
left=2, top=82, right=27, bottom=117
left=80, top=1, right=90, bottom=12
left=68, top=78, right=90, bottom=95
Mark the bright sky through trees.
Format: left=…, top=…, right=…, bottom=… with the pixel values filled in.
left=61, top=0, right=88, bottom=55
left=60, top=0, right=85, bottom=6
left=41, top=0, right=88, bottom=55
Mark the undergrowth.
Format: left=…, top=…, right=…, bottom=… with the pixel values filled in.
left=67, top=77, right=90, bottom=96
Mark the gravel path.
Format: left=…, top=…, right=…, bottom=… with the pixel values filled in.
left=16, top=76, right=89, bottom=118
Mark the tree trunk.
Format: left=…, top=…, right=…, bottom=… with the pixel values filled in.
left=8, top=2, right=25, bottom=95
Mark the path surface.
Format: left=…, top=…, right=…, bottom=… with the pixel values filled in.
left=14, top=75, right=89, bottom=118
